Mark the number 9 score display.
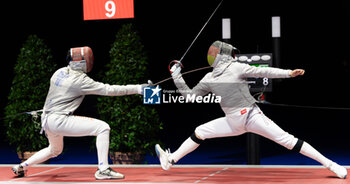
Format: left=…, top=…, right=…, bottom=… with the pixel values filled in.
left=83, top=0, right=134, bottom=20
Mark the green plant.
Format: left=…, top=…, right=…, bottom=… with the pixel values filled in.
left=97, top=24, right=162, bottom=154
left=4, top=35, right=57, bottom=152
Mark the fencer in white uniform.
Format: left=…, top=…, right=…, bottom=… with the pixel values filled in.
left=12, top=47, right=147, bottom=180
left=155, top=41, right=347, bottom=179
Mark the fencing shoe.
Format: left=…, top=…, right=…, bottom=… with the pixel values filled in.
left=12, top=164, right=27, bottom=177
left=95, top=167, right=125, bottom=180
left=327, top=162, right=347, bottom=179
left=155, top=144, right=174, bottom=170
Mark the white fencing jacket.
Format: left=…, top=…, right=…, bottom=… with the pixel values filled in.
left=41, top=66, right=142, bottom=130
left=173, top=58, right=292, bottom=115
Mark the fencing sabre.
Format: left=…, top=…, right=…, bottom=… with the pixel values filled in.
left=178, top=0, right=224, bottom=64
left=153, top=0, right=224, bottom=86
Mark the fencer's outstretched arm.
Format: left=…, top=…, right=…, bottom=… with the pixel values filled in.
left=80, top=74, right=143, bottom=96
left=240, top=62, right=304, bottom=79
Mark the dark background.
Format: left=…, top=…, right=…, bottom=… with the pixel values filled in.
left=1, top=0, right=350, bottom=164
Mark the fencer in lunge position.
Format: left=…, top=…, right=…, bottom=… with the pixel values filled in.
left=12, top=46, right=149, bottom=180
left=155, top=40, right=347, bottom=179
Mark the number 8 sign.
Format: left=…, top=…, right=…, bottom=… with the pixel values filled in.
left=83, top=0, right=134, bottom=20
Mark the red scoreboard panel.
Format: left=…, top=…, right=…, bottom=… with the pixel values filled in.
left=83, top=0, right=134, bottom=20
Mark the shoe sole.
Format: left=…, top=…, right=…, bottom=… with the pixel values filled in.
left=95, top=176, right=125, bottom=180
left=95, top=174, right=125, bottom=180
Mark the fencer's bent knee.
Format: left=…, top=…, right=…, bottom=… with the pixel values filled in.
left=194, top=126, right=206, bottom=141
left=191, top=132, right=204, bottom=144
left=102, top=123, right=111, bottom=131
left=97, top=121, right=111, bottom=135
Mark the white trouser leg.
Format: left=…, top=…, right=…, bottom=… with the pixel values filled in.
left=246, top=105, right=331, bottom=167
left=195, top=115, right=247, bottom=140
left=21, top=130, right=63, bottom=168
left=170, top=114, right=248, bottom=163
left=245, top=106, right=298, bottom=150
left=46, top=115, right=111, bottom=137
left=45, top=114, right=111, bottom=170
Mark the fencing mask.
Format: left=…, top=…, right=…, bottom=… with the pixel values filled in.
left=207, top=41, right=236, bottom=67
left=67, top=46, right=94, bottom=73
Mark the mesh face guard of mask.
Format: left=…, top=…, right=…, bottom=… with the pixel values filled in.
left=67, top=46, right=94, bottom=73
left=207, top=41, right=236, bottom=67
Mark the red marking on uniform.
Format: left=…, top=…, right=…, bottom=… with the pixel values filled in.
left=240, top=109, right=247, bottom=115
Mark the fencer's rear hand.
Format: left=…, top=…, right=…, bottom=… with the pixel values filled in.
left=289, top=69, right=305, bottom=77
left=170, top=62, right=182, bottom=77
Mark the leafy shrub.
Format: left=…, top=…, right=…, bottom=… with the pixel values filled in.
left=4, top=35, right=57, bottom=152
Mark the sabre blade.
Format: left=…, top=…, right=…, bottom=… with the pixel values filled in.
left=179, top=0, right=224, bottom=63
left=153, top=0, right=224, bottom=86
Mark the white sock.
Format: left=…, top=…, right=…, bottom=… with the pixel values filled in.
left=96, top=130, right=110, bottom=171
left=20, top=147, right=54, bottom=168
left=169, top=137, right=200, bottom=163
left=300, top=142, right=332, bottom=167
